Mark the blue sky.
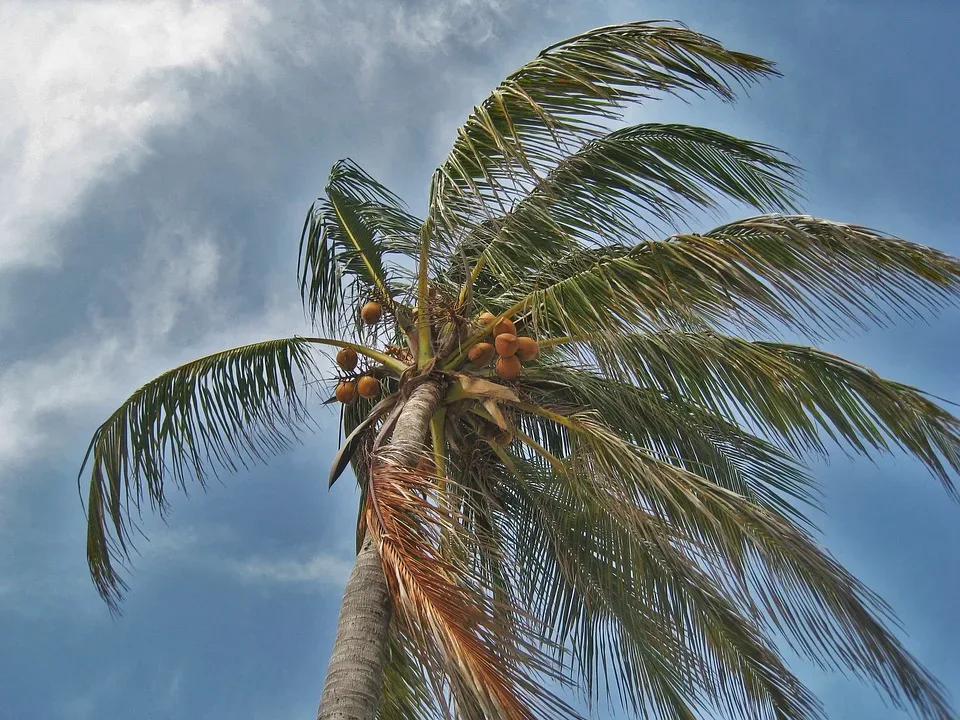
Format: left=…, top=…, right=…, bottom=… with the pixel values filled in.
left=1, top=1, right=958, bottom=718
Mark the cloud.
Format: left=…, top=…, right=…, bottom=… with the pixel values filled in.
left=138, top=523, right=353, bottom=589
left=0, top=224, right=219, bottom=466
left=231, top=551, right=353, bottom=587
left=0, top=0, right=528, bottom=483
left=0, top=0, right=513, bottom=271
left=390, top=0, right=507, bottom=51
left=0, top=0, right=268, bottom=270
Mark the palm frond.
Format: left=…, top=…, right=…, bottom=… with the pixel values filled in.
left=299, top=159, right=421, bottom=330
left=428, top=21, right=778, bottom=238
left=489, top=215, right=960, bottom=344
left=553, top=330, right=960, bottom=494
left=509, top=405, right=954, bottom=720
left=80, top=338, right=321, bottom=611
left=451, top=124, right=800, bottom=294
left=494, top=450, right=824, bottom=720
left=515, top=361, right=819, bottom=527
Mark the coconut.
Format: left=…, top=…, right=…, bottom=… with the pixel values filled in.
left=515, top=336, right=540, bottom=362
left=493, top=317, right=516, bottom=337
left=335, top=381, right=359, bottom=404
left=494, top=333, right=519, bottom=357
left=335, top=347, right=358, bottom=371
left=357, top=375, right=380, bottom=398
left=361, top=301, right=382, bottom=325
left=496, top=354, right=521, bottom=381
left=478, top=311, right=496, bottom=327
left=468, top=342, right=496, bottom=366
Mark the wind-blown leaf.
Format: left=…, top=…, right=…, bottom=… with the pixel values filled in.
left=80, top=338, right=320, bottom=611
left=553, top=330, right=960, bottom=495
left=378, top=622, right=444, bottom=720
left=493, top=449, right=823, bottom=720
left=516, top=362, right=818, bottom=526
left=493, top=215, right=960, bottom=343
left=452, top=124, right=800, bottom=292
left=366, top=461, right=581, bottom=720
left=429, top=21, right=779, bottom=238
left=506, top=406, right=954, bottom=720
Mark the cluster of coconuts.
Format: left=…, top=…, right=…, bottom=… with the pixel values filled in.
left=333, top=300, right=385, bottom=404
left=467, top=312, right=539, bottom=381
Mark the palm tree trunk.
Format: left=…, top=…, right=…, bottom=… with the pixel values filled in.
left=317, top=379, right=442, bottom=720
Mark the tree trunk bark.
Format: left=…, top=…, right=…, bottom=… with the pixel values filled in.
left=317, top=380, right=442, bottom=720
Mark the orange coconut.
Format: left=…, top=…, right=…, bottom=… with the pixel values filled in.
left=360, top=301, right=382, bottom=325
left=335, top=381, right=359, bottom=404
left=515, top=336, right=540, bottom=362
left=493, top=317, right=516, bottom=337
left=468, top=342, right=496, bottom=366
left=336, top=347, right=358, bottom=371
left=496, top=354, right=521, bottom=381
left=357, top=375, right=380, bottom=398
left=494, top=333, right=519, bottom=357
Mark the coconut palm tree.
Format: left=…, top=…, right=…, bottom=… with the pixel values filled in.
left=78, top=20, right=960, bottom=720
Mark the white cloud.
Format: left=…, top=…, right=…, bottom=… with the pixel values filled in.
left=0, top=0, right=268, bottom=269
left=390, top=0, right=507, bottom=51
left=0, top=0, right=518, bottom=271
left=231, top=551, right=353, bottom=587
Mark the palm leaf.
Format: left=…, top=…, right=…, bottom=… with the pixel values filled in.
left=499, top=215, right=960, bottom=341
left=452, top=124, right=800, bottom=294
left=428, top=21, right=778, bottom=238
left=515, top=361, right=819, bottom=527
left=552, top=330, right=960, bottom=494
left=80, top=338, right=321, bottom=611
left=299, top=159, right=421, bottom=330
left=493, top=450, right=824, bottom=720
left=367, top=461, right=580, bottom=720
left=378, top=621, right=444, bottom=720
left=509, top=405, right=954, bottom=720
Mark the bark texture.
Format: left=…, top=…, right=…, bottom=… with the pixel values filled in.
left=317, top=380, right=442, bottom=720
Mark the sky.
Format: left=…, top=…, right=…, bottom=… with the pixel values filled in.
left=1, top=1, right=958, bottom=718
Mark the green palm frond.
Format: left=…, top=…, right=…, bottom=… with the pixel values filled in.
left=493, top=215, right=960, bottom=342
left=505, top=405, right=953, bottom=720
left=450, top=124, right=800, bottom=295
left=80, top=338, right=324, bottom=611
left=550, top=330, right=960, bottom=494
left=299, top=159, right=422, bottom=330
left=515, top=362, right=818, bottom=527
left=493, top=451, right=823, bottom=720
left=428, top=21, right=778, bottom=238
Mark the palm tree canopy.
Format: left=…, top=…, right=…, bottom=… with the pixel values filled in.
left=80, top=19, right=960, bottom=720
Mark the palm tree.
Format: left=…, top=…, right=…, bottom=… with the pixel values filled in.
left=78, top=20, right=960, bottom=720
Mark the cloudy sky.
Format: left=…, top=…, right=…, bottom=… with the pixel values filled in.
left=1, top=1, right=958, bottom=718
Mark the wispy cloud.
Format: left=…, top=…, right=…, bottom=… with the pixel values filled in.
left=0, top=0, right=269, bottom=270
left=231, top=551, right=353, bottom=587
